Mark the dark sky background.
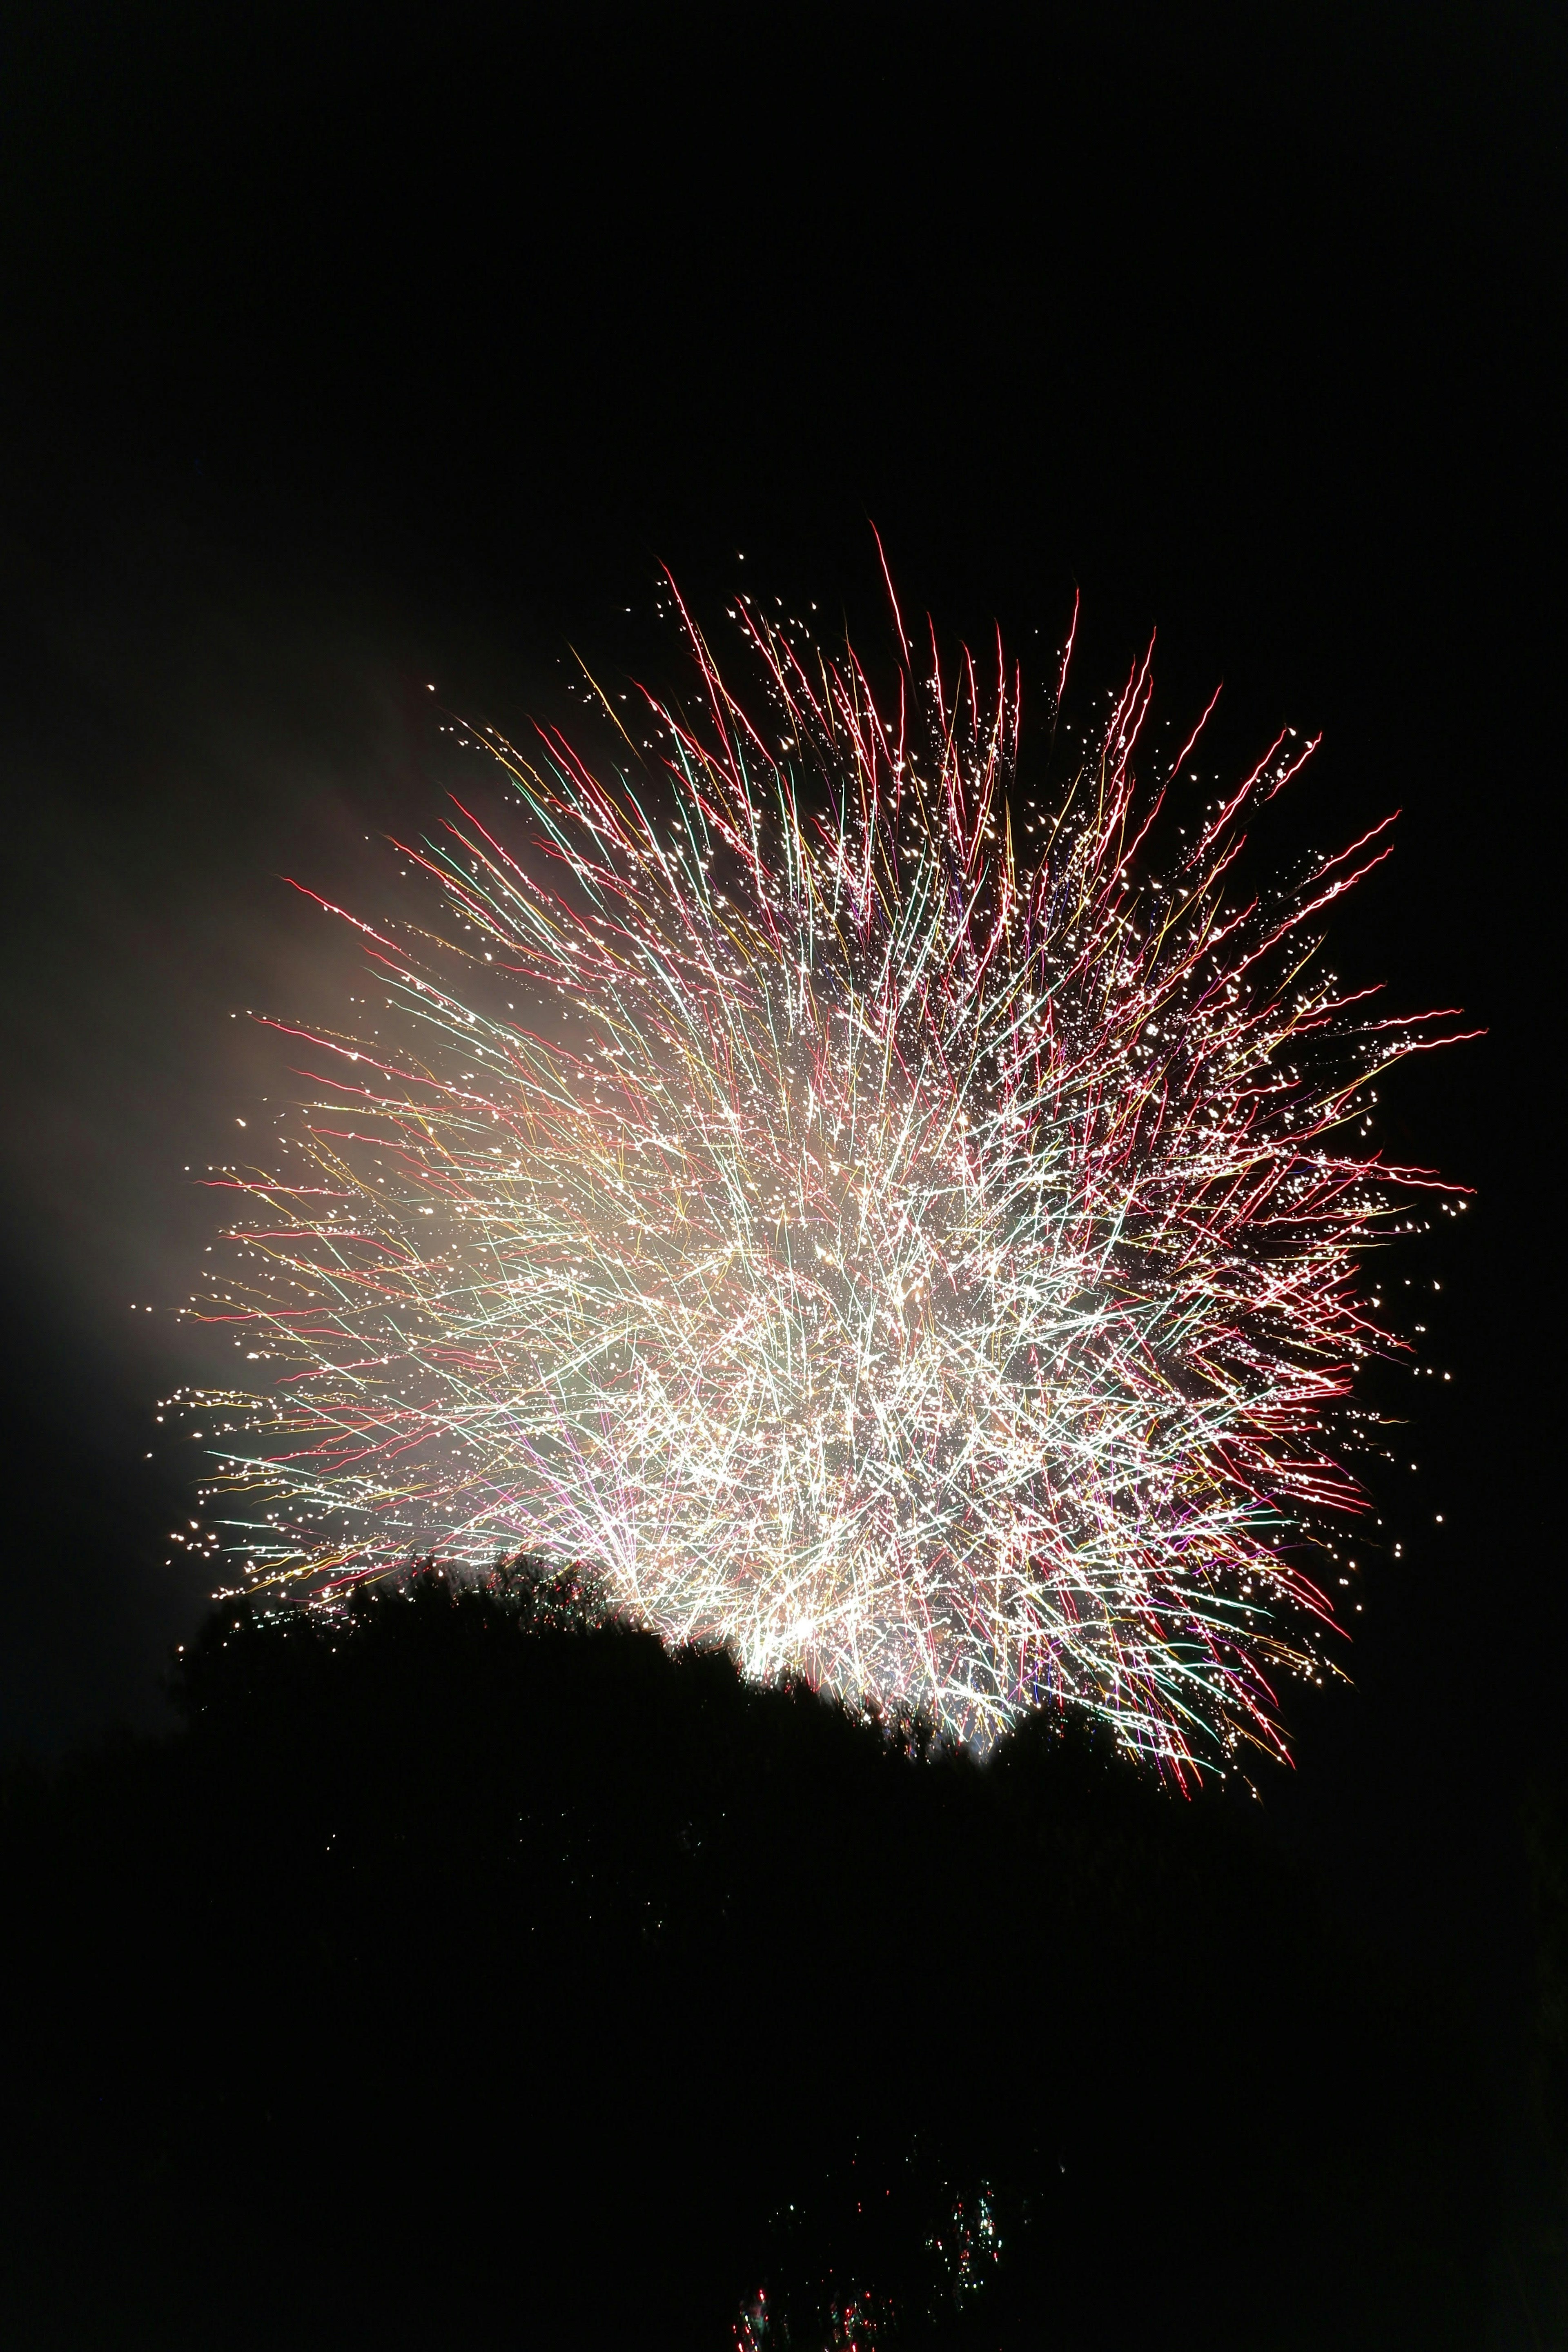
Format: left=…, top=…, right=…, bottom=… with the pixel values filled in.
left=0, top=0, right=1561, bottom=2149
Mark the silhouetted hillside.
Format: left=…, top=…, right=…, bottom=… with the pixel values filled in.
left=0, top=1567, right=1490, bottom=2348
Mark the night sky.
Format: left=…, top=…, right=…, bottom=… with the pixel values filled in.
left=0, top=8, right=1561, bottom=2316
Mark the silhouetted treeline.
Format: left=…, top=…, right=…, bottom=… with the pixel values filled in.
left=0, top=1566, right=1492, bottom=2348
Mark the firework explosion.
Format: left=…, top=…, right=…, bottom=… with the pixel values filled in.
left=179, top=568, right=1468, bottom=1768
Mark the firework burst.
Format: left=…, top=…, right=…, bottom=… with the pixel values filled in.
left=180, top=569, right=1469, bottom=1768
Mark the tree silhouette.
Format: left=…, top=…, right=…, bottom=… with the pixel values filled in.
left=1, top=1565, right=1490, bottom=2348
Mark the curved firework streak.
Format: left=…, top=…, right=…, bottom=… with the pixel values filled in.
left=179, top=577, right=1471, bottom=1771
